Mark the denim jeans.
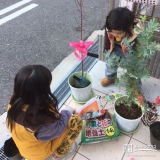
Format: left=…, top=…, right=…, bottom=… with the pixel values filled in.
left=105, top=43, right=126, bottom=79
left=105, top=43, right=142, bottom=88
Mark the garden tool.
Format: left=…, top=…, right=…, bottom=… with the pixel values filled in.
left=73, top=75, right=90, bottom=88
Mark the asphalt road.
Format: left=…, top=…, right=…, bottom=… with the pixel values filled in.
left=0, top=0, right=110, bottom=114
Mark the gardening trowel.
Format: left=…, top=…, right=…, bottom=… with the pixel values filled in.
left=73, top=75, right=90, bottom=88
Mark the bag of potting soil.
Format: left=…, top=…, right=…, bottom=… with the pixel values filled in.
left=79, top=109, right=121, bottom=144
left=75, top=96, right=102, bottom=120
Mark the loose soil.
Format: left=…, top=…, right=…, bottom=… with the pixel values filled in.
left=115, top=102, right=142, bottom=120
left=72, top=84, right=82, bottom=88
left=72, top=80, right=91, bottom=88
left=72, top=75, right=91, bottom=88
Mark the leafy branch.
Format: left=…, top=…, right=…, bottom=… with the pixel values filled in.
left=105, top=17, right=160, bottom=107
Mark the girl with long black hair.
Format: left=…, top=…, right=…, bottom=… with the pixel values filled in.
left=7, top=65, right=82, bottom=160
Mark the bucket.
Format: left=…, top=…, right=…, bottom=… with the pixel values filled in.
left=150, top=121, right=160, bottom=149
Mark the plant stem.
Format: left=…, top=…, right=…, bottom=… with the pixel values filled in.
left=82, top=60, right=84, bottom=76
left=75, top=0, right=84, bottom=76
left=80, top=0, right=83, bottom=76
left=80, top=0, right=83, bottom=40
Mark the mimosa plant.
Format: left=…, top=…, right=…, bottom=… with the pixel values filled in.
left=105, top=16, right=160, bottom=107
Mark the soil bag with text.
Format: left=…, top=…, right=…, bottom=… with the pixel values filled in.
left=79, top=109, right=121, bottom=144
left=75, top=96, right=102, bottom=119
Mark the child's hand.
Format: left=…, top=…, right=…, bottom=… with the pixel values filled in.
left=65, top=106, right=76, bottom=114
left=68, top=106, right=76, bottom=114
left=72, top=108, right=76, bottom=114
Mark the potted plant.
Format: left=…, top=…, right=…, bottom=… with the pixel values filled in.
left=68, top=0, right=94, bottom=103
left=105, top=16, right=160, bottom=133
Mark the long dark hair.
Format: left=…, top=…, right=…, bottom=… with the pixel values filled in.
left=104, top=7, right=137, bottom=51
left=7, top=65, right=59, bottom=131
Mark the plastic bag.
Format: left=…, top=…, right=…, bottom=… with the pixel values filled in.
left=79, top=109, right=121, bottom=144
left=75, top=96, right=102, bottom=120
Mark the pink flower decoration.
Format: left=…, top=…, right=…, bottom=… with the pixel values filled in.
left=70, top=40, right=94, bottom=61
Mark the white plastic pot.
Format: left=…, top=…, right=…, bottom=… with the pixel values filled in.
left=114, top=96, right=143, bottom=133
left=68, top=72, right=92, bottom=103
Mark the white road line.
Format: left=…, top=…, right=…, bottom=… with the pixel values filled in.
left=0, top=4, right=38, bottom=26
left=0, top=0, right=32, bottom=16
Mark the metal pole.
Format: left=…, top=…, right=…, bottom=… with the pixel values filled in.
left=151, top=5, right=156, bottom=17
left=98, top=31, right=105, bottom=61
left=110, top=0, right=115, bottom=11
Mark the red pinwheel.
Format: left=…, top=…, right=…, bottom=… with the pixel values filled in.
left=70, top=40, right=94, bottom=61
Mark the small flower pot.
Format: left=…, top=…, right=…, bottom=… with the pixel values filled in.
left=150, top=121, right=160, bottom=149
left=68, top=72, right=92, bottom=103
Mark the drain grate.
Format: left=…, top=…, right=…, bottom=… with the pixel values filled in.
left=0, top=146, right=9, bottom=160
left=52, top=38, right=99, bottom=109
